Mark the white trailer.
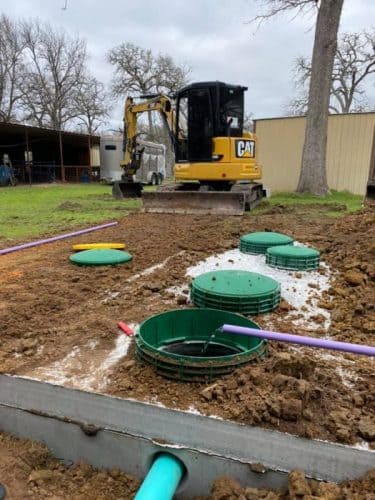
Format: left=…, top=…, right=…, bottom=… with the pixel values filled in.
left=100, top=135, right=166, bottom=185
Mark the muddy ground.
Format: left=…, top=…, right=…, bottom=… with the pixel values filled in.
left=0, top=201, right=374, bottom=496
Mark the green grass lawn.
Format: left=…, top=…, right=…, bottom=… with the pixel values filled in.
left=254, top=190, right=364, bottom=216
left=0, top=184, right=364, bottom=244
left=0, top=183, right=140, bottom=243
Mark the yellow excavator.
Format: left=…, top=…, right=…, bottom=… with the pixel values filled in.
left=112, top=81, right=265, bottom=215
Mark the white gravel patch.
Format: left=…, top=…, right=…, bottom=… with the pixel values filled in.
left=167, top=248, right=333, bottom=331
left=126, top=251, right=185, bottom=283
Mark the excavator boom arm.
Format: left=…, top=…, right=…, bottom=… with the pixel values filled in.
left=122, top=95, right=174, bottom=173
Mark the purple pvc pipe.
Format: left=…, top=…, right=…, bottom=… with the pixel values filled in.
left=0, top=221, right=118, bottom=255
left=222, top=324, right=375, bottom=357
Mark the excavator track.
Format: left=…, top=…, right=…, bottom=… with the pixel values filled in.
left=142, top=183, right=265, bottom=216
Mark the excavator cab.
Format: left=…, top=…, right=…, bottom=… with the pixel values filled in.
left=175, top=82, right=246, bottom=163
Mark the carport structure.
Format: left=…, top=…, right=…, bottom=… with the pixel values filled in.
left=0, top=122, right=100, bottom=183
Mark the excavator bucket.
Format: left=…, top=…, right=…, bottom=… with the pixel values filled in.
left=112, top=181, right=143, bottom=199
left=142, top=191, right=246, bottom=216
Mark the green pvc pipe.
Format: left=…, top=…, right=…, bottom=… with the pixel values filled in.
left=135, top=453, right=185, bottom=500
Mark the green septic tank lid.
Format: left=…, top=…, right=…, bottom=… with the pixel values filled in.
left=69, top=248, right=133, bottom=266
left=267, top=245, right=319, bottom=259
left=241, top=231, right=294, bottom=246
left=192, top=270, right=279, bottom=298
left=266, top=245, right=320, bottom=271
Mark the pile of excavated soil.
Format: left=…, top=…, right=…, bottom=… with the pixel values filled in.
left=0, top=432, right=140, bottom=499
left=198, top=469, right=375, bottom=499
left=1, top=432, right=374, bottom=499
left=0, top=202, right=374, bottom=448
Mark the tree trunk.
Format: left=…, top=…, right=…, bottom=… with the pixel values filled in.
left=297, top=0, right=344, bottom=195
left=59, top=129, right=65, bottom=182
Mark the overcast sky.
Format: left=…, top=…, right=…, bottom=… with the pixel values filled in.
left=1, top=0, right=374, bottom=129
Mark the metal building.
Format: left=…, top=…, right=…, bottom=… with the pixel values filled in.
left=254, top=112, right=375, bottom=195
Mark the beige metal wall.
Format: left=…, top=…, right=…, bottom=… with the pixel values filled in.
left=255, top=113, right=375, bottom=195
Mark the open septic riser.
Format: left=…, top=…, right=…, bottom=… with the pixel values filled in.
left=135, top=308, right=266, bottom=382
left=1, top=375, right=374, bottom=498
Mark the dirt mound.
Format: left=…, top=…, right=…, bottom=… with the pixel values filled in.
left=0, top=432, right=140, bottom=499
left=198, top=468, right=375, bottom=499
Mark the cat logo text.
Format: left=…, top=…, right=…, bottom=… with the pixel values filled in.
left=235, top=140, right=255, bottom=158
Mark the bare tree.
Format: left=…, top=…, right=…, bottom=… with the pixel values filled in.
left=252, top=0, right=344, bottom=195
left=0, top=14, right=26, bottom=122
left=107, top=42, right=190, bottom=97
left=108, top=43, right=190, bottom=172
left=244, top=112, right=254, bottom=132
left=288, top=30, right=375, bottom=114
left=21, top=21, right=87, bottom=130
left=74, top=76, right=110, bottom=135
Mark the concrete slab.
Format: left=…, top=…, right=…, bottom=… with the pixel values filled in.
left=0, top=375, right=373, bottom=497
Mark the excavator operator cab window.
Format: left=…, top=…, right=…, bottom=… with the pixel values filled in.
left=176, top=95, right=188, bottom=161
left=217, top=86, right=244, bottom=138
left=175, top=82, right=246, bottom=163
left=176, top=87, right=213, bottom=163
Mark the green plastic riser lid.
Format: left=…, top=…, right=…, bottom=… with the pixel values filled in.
left=266, top=245, right=320, bottom=258
left=266, top=244, right=320, bottom=271
left=240, top=231, right=294, bottom=246
left=70, top=248, right=133, bottom=266
left=192, top=270, right=280, bottom=298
